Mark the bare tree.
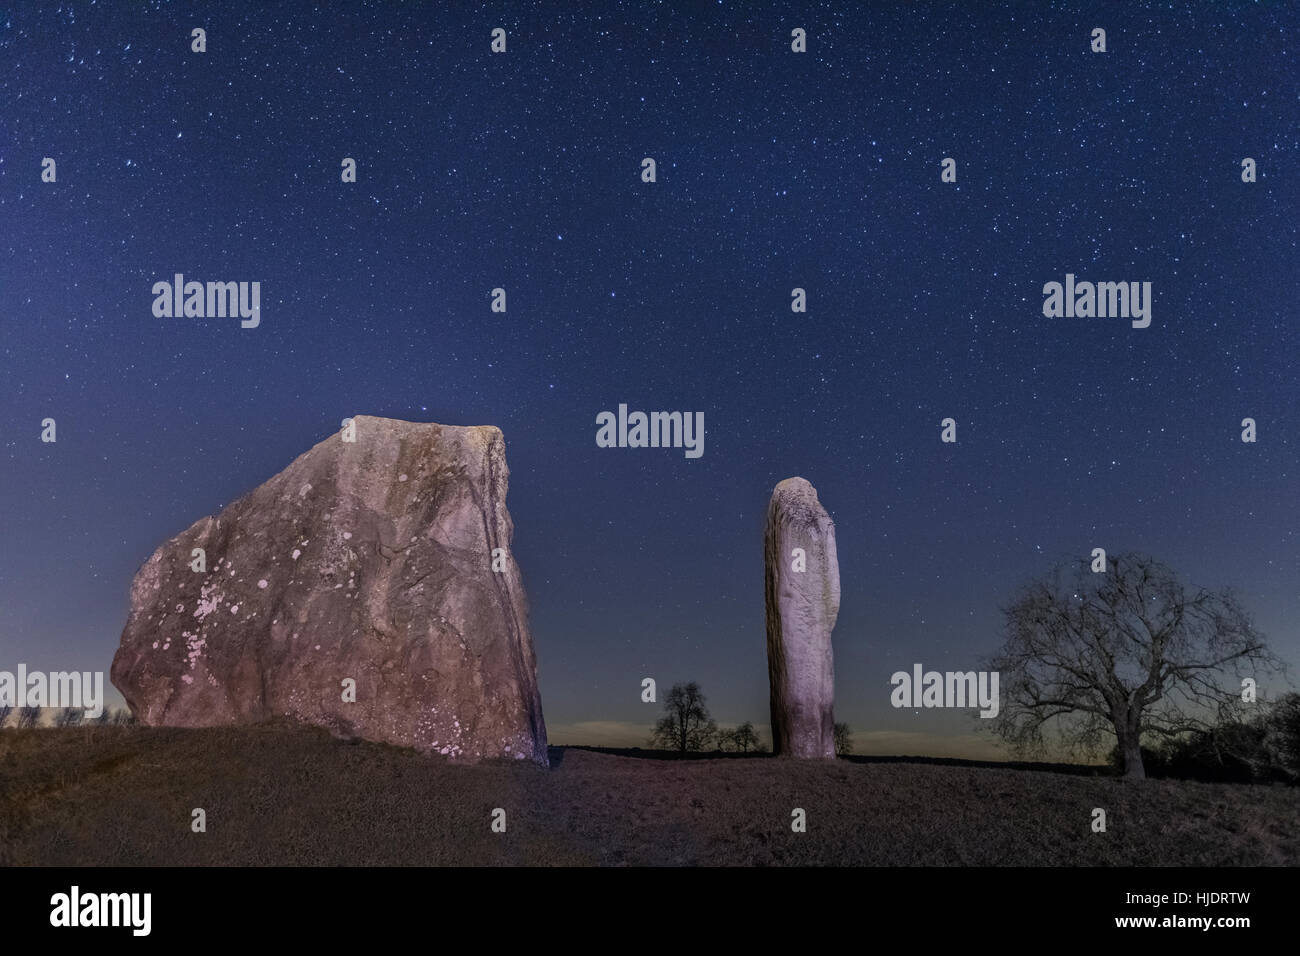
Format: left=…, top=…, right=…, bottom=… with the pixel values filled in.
left=0, top=704, right=11, bottom=728
left=55, top=707, right=84, bottom=728
left=731, top=721, right=762, bottom=753
left=988, top=552, right=1283, bottom=779
left=112, top=708, right=137, bottom=727
left=94, top=708, right=113, bottom=726
left=650, top=681, right=718, bottom=753
left=833, top=722, right=854, bottom=755
left=17, top=706, right=41, bottom=729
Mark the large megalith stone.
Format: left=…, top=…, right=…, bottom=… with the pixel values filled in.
left=764, top=477, right=838, bottom=758
left=110, top=416, right=548, bottom=765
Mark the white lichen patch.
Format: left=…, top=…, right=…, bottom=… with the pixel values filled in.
left=194, top=582, right=223, bottom=622
left=184, top=631, right=207, bottom=670
left=257, top=579, right=268, bottom=589
left=292, top=549, right=301, bottom=560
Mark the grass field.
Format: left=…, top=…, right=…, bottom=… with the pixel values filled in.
left=2, top=723, right=1296, bottom=866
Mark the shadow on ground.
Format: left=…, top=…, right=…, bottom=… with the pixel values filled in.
left=2, top=725, right=1294, bottom=866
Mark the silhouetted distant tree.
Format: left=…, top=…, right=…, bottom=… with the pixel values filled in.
left=17, top=706, right=41, bottom=729
left=727, top=721, right=762, bottom=752
left=716, top=724, right=763, bottom=752
left=112, top=708, right=137, bottom=727
left=650, top=682, right=718, bottom=753
left=988, top=553, right=1283, bottom=780
left=834, top=722, right=854, bottom=755
left=0, top=704, right=11, bottom=728
left=94, top=708, right=113, bottom=726
left=55, top=707, right=84, bottom=728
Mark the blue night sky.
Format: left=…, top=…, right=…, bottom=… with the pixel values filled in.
left=2, top=1, right=1297, bottom=756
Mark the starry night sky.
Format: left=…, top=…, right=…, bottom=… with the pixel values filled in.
left=2, top=1, right=1297, bottom=756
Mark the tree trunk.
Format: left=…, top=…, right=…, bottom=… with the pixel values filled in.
left=1118, top=731, right=1146, bottom=779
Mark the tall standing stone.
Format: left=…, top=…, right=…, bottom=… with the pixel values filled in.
left=110, top=416, right=548, bottom=765
left=764, top=477, right=838, bottom=758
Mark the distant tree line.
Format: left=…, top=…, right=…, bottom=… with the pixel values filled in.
left=648, top=681, right=857, bottom=756
left=649, top=682, right=770, bottom=753
left=718, top=721, right=765, bottom=753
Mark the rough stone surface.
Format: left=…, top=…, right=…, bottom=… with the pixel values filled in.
left=110, top=416, right=548, bottom=764
left=764, top=477, right=838, bottom=758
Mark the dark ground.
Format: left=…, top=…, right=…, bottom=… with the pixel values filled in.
left=2, top=723, right=1296, bottom=866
